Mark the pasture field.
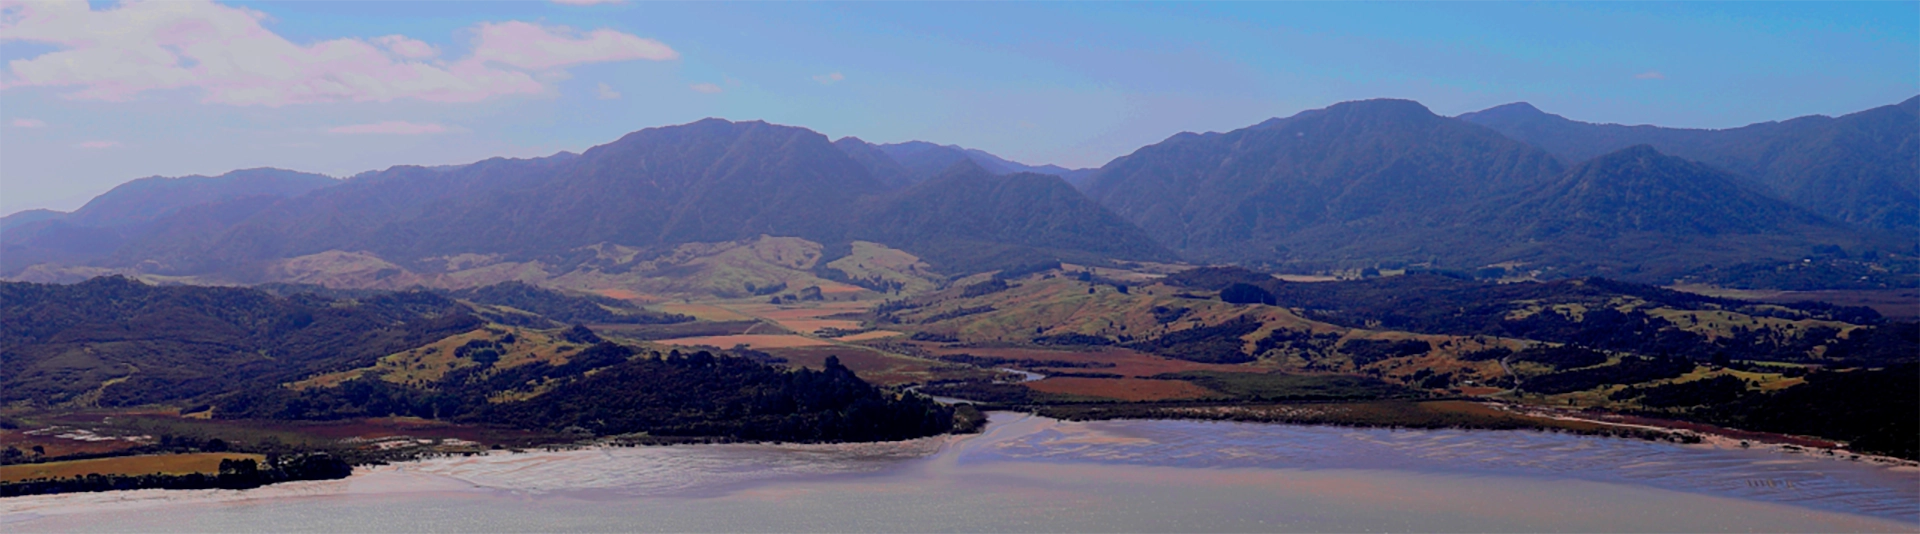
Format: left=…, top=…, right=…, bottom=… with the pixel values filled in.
left=762, top=344, right=981, bottom=386
left=2, top=452, right=264, bottom=483
left=1025, top=377, right=1217, bottom=401
left=925, top=345, right=1259, bottom=377
left=656, top=334, right=831, bottom=349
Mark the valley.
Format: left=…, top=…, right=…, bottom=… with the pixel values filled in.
left=1, top=96, right=1913, bottom=506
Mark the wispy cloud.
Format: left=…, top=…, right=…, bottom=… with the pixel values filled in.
left=75, top=140, right=119, bottom=149
left=690, top=83, right=724, bottom=94
left=9, top=118, right=45, bottom=128
left=597, top=82, right=621, bottom=100
left=327, top=121, right=448, bottom=135
left=1635, top=71, right=1666, bottom=80
left=0, top=1, right=677, bottom=106
left=812, top=72, right=845, bottom=85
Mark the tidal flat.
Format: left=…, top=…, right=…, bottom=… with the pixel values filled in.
left=6, top=413, right=1916, bottom=533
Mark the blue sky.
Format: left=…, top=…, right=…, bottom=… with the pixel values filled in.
left=2, top=1, right=1915, bottom=214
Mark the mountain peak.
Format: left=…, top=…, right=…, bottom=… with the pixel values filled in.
left=1322, top=98, right=1437, bottom=119
left=1456, top=101, right=1571, bottom=127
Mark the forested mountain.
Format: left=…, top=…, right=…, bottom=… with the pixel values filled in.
left=0, top=168, right=338, bottom=276
left=0, top=210, right=66, bottom=232
left=836, top=137, right=1096, bottom=185
left=1459, top=97, right=1920, bottom=232
left=1083, top=98, right=1566, bottom=264
left=3, top=119, right=1158, bottom=283
left=853, top=160, right=1173, bottom=271
left=1453, top=145, right=1878, bottom=279
left=191, top=119, right=880, bottom=274
left=65, top=168, right=339, bottom=228
left=2, top=99, right=1910, bottom=289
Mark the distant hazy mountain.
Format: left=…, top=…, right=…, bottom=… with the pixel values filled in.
left=1459, top=97, right=1919, bottom=232
left=855, top=160, right=1173, bottom=271
left=833, top=137, right=917, bottom=189
left=1, top=168, right=337, bottom=275
left=68, top=168, right=339, bottom=228
left=0, top=209, right=65, bottom=232
left=185, top=119, right=881, bottom=275
left=835, top=138, right=1096, bottom=186
left=1084, top=99, right=1565, bottom=264
left=1455, top=145, right=1874, bottom=279
left=7, top=119, right=1163, bottom=281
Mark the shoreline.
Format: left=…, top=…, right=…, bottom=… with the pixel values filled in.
left=1004, top=398, right=1920, bottom=468
left=6, top=408, right=1915, bottom=514
left=5, top=411, right=1915, bottom=531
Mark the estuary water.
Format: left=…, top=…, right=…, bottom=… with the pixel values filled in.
left=5, top=412, right=1917, bottom=533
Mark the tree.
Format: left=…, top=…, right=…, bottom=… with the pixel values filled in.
left=1220, top=283, right=1276, bottom=305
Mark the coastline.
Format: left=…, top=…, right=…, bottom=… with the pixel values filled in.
left=5, top=412, right=1916, bottom=532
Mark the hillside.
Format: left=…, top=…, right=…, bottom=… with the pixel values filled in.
left=874, top=263, right=1915, bottom=457
left=195, top=119, right=880, bottom=273
left=1454, top=145, right=1876, bottom=280
left=0, top=277, right=961, bottom=444
left=854, top=161, right=1175, bottom=272
left=64, top=168, right=340, bottom=228
left=837, top=137, right=1096, bottom=185
left=0, top=168, right=338, bottom=276
left=7, top=120, right=1156, bottom=289
left=0, top=276, right=477, bottom=407
left=1083, top=98, right=1566, bottom=264
left=1459, top=97, right=1920, bottom=232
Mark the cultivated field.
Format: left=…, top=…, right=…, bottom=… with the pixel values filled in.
left=1, top=452, right=264, bottom=483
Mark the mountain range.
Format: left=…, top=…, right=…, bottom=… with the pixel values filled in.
left=1458, top=97, right=1919, bottom=232
left=3, top=96, right=1913, bottom=290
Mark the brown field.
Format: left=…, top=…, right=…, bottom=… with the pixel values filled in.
left=653, top=303, right=755, bottom=322
left=732, top=302, right=872, bottom=333
left=593, top=289, right=650, bottom=301
left=835, top=330, right=903, bottom=341
left=113, top=414, right=555, bottom=448
left=591, top=320, right=771, bottom=340
left=656, top=334, right=831, bottom=349
left=1669, top=285, right=1920, bottom=320
left=0, top=428, right=144, bottom=458
left=927, top=346, right=1262, bottom=377
left=2, top=452, right=264, bottom=483
left=764, top=345, right=944, bottom=386
left=1026, top=377, right=1218, bottom=401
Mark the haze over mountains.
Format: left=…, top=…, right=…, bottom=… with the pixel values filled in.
left=1459, top=97, right=1919, bottom=232
left=3, top=96, right=1913, bottom=291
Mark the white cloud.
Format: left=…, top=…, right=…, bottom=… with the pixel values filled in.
left=9, top=118, right=45, bottom=128
left=75, top=140, right=120, bottom=148
left=372, top=35, right=437, bottom=59
left=812, top=72, right=845, bottom=85
left=597, top=82, right=621, bottom=99
left=326, top=121, right=448, bottom=135
left=689, top=82, right=723, bottom=94
left=0, top=0, right=678, bottom=106
left=1635, top=71, right=1666, bottom=80
left=468, top=21, right=676, bottom=71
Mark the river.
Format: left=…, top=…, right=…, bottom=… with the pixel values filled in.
left=5, top=412, right=1916, bottom=532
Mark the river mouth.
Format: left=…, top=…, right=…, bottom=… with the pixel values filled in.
left=7, top=412, right=1917, bottom=533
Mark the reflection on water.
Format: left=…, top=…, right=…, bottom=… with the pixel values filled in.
left=7, top=413, right=1917, bottom=533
